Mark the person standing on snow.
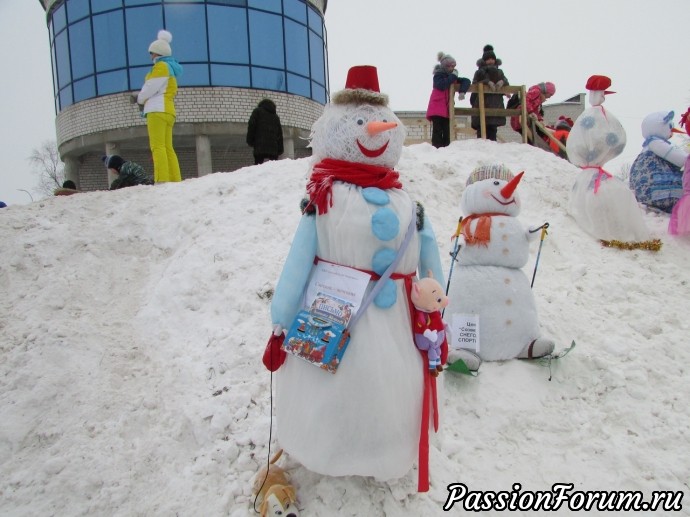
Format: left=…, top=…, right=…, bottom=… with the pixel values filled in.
left=426, top=52, right=470, bottom=148
left=246, top=99, right=284, bottom=165
left=136, top=30, right=183, bottom=183
left=470, top=44, right=510, bottom=141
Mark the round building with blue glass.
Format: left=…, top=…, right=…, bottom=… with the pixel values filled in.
left=39, top=0, right=328, bottom=189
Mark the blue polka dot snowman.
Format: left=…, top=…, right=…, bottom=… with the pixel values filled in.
left=567, top=75, right=652, bottom=245
left=269, top=66, right=445, bottom=489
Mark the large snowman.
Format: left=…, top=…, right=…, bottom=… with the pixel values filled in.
left=267, top=66, right=445, bottom=491
left=567, top=75, right=652, bottom=246
left=446, top=164, right=555, bottom=361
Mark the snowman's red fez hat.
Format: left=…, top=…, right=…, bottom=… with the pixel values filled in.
left=332, top=65, right=389, bottom=106
left=586, top=75, right=616, bottom=94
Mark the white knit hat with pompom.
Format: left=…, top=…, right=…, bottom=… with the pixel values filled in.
left=148, top=30, right=173, bottom=57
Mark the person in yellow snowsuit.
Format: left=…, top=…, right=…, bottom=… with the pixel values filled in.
left=136, top=30, right=183, bottom=183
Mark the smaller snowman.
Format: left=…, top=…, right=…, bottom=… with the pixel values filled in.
left=567, top=75, right=654, bottom=248
left=446, top=164, right=554, bottom=362
left=629, top=110, right=688, bottom=213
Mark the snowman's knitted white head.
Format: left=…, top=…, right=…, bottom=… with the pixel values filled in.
left=310, top=66, right=406, bottom=168
left=641, top=111, right=675, bottom=141
left=461, top=164, right=523, bottom=216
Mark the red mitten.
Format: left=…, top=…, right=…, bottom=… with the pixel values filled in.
left=262, top=332, right=286, bottom=372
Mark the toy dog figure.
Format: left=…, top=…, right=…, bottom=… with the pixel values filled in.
left=252, top=449, right=299, bottom=517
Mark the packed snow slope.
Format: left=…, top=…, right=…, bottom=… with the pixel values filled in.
left=1, top=139, right=688, bottom=516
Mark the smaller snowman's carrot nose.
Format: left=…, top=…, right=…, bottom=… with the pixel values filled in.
left=500, top=171, right=524, bottom=199
left=671, top=127, right=684, bottom=134
left=367, top=121, right=397, bottom=135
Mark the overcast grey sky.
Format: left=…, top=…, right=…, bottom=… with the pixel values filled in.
left=2, top=0, right=688, bottom=205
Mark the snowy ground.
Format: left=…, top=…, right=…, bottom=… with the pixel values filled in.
left=1, top=139, right=689, bottom=516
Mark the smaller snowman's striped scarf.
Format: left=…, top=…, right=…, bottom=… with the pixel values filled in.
left=461, top=213, right=506, bottom=245
left=305, top=158, right=403, bottom=215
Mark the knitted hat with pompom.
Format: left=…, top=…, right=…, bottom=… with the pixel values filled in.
left=148, top=30, right=173, bottom=57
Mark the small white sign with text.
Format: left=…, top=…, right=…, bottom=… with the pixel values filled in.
left=450, top=313, right=480, bottom=353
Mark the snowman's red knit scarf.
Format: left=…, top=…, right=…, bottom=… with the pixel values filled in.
left=305, top=158, right=403, bottom=214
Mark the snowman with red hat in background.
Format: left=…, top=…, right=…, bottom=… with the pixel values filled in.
left=446, top=164, right=555, bottom=362
left=629, top=109, right=688, bottom=215
left=567, top=75, right=658, bottom=250
left=264, top=65, right=446, bottom=493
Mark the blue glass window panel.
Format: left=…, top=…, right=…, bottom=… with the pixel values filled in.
left=164, top=5, right=208, bottom=62
left=59, top=86, right=73, bottom=109
left=309, top=31, right=325, bottom=85
left=93, top=12, right=126, bottom=72
left=208, top=5, right=248, bottom=64
left=67, top=0, right=90, bottom=22
left=287, top=73, right=310, bottom=98
left=178, top=64, right=209, bottom=86
left=129, top=66, right=150, bottom=89
left=51, top=46, right=59, bottom=93
left=307, top=6, right=322, bottom=36
left=252, top=67, right=285, bottom=92
left=53, top=3, right=67, bottom=34
left=248, top=11, right=284, bottom=68
left=312, top=81, right=325, bottom=104
left=55, top=31, right=72, bottom=89
left=285, top=19, right=308, bottom=75
left=211, top=64, right=250, bottom=87
left=97, top=70, right=129, bottom=95
left=124, top=0, right=156, bottom=5
left=69, top=18, right=94, bottom=80
left=210, top=0, right=247, bottom=5
left=73, top=76, right=96, bottom=102
left=165, top=0, right=204, bottom=3
left=284, top=0, right=307, bottom=23
left=248, top=0, right=280, bottom=13
left=92, top=0, right=123, bottom=14
left=126, top=6, right=163, bottom=67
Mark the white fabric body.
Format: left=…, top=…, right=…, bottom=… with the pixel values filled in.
left=567, top=96, right=650, bottom=241
left=447, top=204, right=542, bottom=360
left=568, top=170, right=651, bottom=241
left=276, top=184, right=424, bottom=479
left=567, top=104, right=626, bottom=168
left=448, top=265, right=539, bottom=361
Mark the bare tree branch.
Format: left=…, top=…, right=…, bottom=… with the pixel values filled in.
left=28, top=141, right=65, bottom=197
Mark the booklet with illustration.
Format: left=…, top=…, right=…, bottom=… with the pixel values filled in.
left=283, top=262, right=370, bottom=373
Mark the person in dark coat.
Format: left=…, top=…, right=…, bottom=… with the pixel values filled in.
left=246, top=99, right=284, bottom=165
left=102, top=155, right=154, bottom=190
left=470, top=45, right=509, bottom=141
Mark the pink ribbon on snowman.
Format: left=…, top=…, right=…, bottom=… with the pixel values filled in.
left=582, top=165, right=612, bottom=194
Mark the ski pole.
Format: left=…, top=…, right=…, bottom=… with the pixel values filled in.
left=530, top=222, right=549, bottom=288
left=443, top=216, right=463, bottom=317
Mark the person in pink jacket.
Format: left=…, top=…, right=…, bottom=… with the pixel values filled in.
left=425, top=52, right=470, bottom=148
left=510, top=82, right=555, bottom=143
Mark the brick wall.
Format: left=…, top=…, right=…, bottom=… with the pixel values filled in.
left=56, top=88, right=323, bottom=147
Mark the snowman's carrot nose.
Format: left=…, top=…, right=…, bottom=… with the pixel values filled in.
left=500, top=171, right=524, bottom=199
left=671, top=127, right=684, bottom=134
left=367, top=121, right=397, bottom=135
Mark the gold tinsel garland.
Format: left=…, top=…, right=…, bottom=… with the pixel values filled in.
left=599, top=239, right=663, bottom=251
